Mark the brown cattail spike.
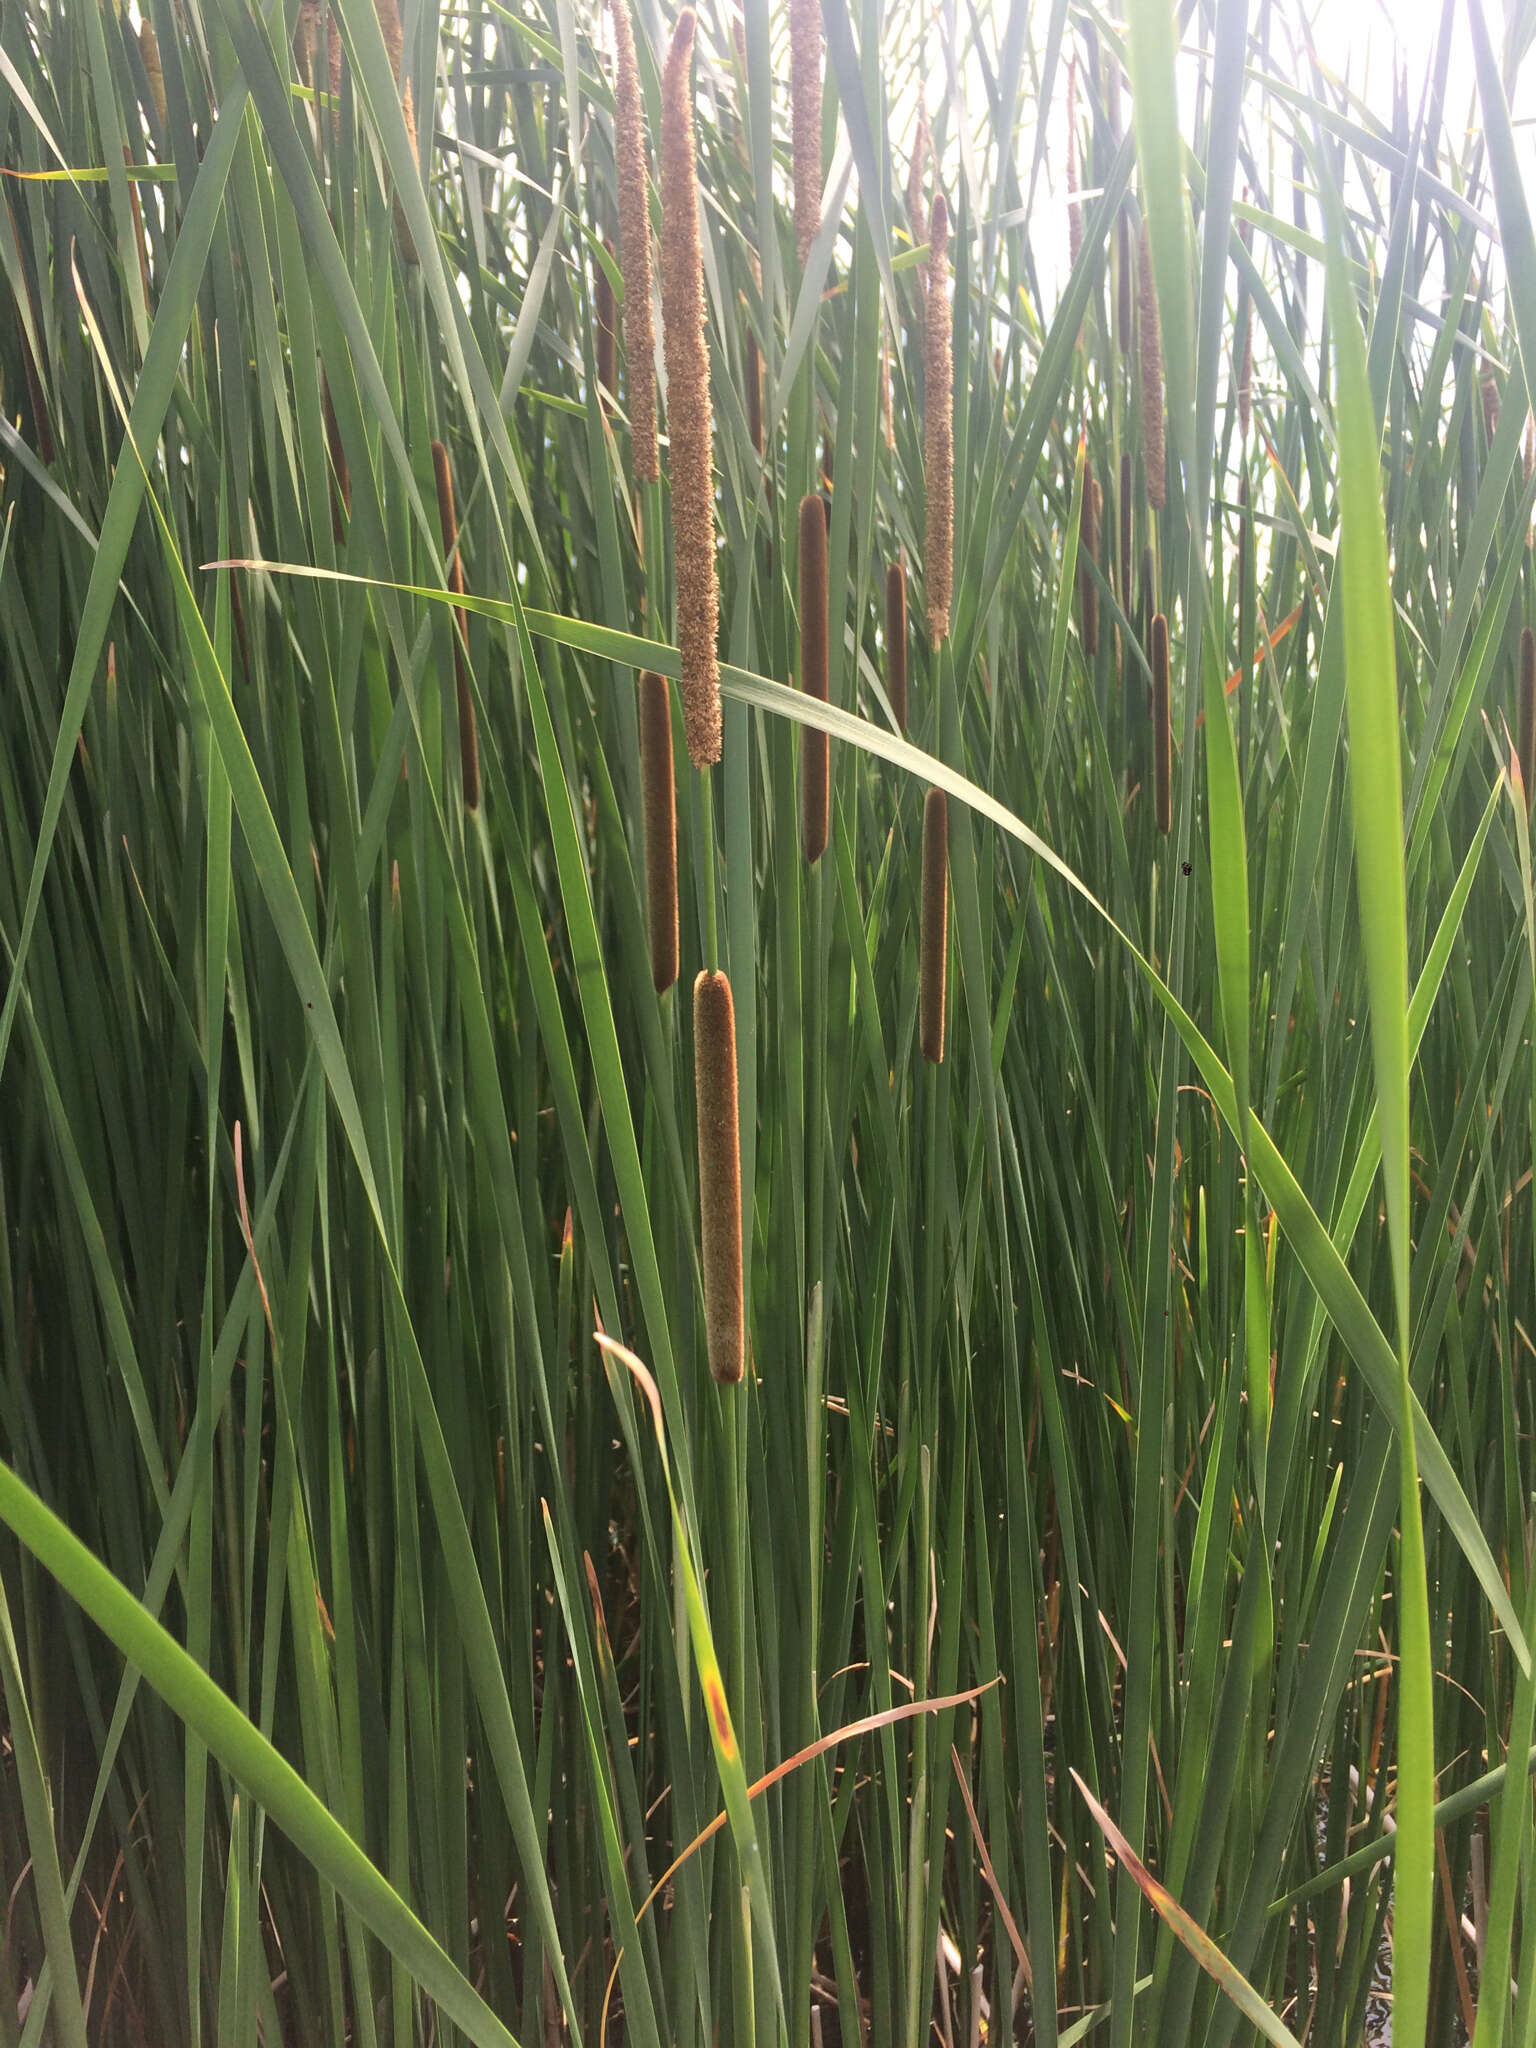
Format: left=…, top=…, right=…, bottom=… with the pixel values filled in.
left=432, top=440, right=479, bottom=808
left=790, top=0, right=822, bottom=266
left=886, top=557, right=908, bottom=733
left=612, top=0, right=659, bottom=482
left=660, top=11, right=722, bottom=767
left=639, top=672, right=679, bottom=988
left=799, top=493, right=830, bottom=864
left=920, top=788, right=949, bottom=1064
left=1152, top=611, right=1172, bottom=834
left=1080, top=469, right=1100, bottom=658
left=694, top=971, right=744, bottom=1383
left=373, top=0, right=419, bottom=261
left=924, top=193, right=953, bottom=647
left=140, top=19, right=167, bottom=130
left=1139, top=216, right=1166, bottom=510
left=595, top=242, right=617, bottom=410
left=327, top=12, right=344, bottom=136
left=1519, top=628, right=1535, bottom=813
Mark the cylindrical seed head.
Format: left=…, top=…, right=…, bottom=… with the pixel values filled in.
left=886, top=557, right=908, bottom=733
left=1080, top=469, right=1100, bottom=659
left=924, top=193, right=953, bottom=647
left=694, top=970, right=744, bottom=1383
left=1152, top=611, right=1172, bottom=834
left=920, top=787, right=949, bottom=1064
left=660, top=11, right=722, bottom=767
left=612, top=0, right=659, bottom=482
left=1519, top=627, right=1535, bottom=813
left=432, top=440, right=479, bottom=808
left=639, top=671, right=679, bottom=989
left=140, top=19, right=167, bottom=130
left=799, top=493, right=830, bottom=864
left=790, top=0, right=822, bottom=267
left=1139, top=216, right=1166, bottom=510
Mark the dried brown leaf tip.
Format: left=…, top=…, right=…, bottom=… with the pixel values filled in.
left=694, top=970, right=744, bottom=1384
left=1519, top=627, right=1535, bottom=814
left=799, top=494, right=830, bottom=864
left=432, top=440, right=479, bottom=809
left=924, top=193, right=953, bottom=648
left=920, top=788, right=949, bottom=1064
left=611, top=0, right=659, bottom=482
left=790, top=0, right=822, bottom=267
left=1152, top=611, right=1172, bottom=835
left=660, top=9, right=722, bottom=767
left=639, top=671, right=679, bottom=989
left=1139, top=215, right=1166, bottom=510
left=886, top=556, right=908, bottom=733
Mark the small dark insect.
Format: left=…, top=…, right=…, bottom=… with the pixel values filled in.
left=1181, top=860, right=1191, bottom=876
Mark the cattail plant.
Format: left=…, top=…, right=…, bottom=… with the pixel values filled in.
left=886, top=556, right=908, bottom=733
left=1119, top=450, right=1133, bottom=608
left=799, top=493, right=830, bottom=863
left=924, top=193, right=953, bottom=648
left=322, top=370, right=349, bottom=542
left=373, top=0, right=419, bottom=263
left=431, top=439, right=479, bottom=809
left=1139, top=215, right=1166, bottom=510
left=660, top=9, right=722, bottom=767
left=595, top=241, right=617, bottom=410
left=611, top=0, right=658, bottom=483
left=1152, top=610, right=1172, bottom=833
left=920, top=788, right=949, bottom=1063
left=326, top=10, right=344, bottom=136
left=1519, top=627, right=1535, bottom=812
left=790, top=0, right=821, bottom=266
left=639, top=671, right=679, bottom=989
left=1080, top=467, right=1100, bottom=658
left=694, top=970, right=744, bottom=1383
left=140, top=18, right=166, bottom=130
left=908, top=106, right=929, bottom=309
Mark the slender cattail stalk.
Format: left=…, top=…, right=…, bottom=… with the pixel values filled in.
left=660, top=10, right=721, bottom=767
left=432, top=439, right=480, bottom=809
left=1080, top=468, right=1100, bottom=658
left=920, top=788, right=949, bottom=1064
left=140, top=18, right=167, bottom=130
left=694, top=970, right=744, bottom=1384
left=595, top=241, right=617, bottom=410
left=611, top=0, right=658, bottom=483
left=799, top=493, right=830, bottom=864
left=1519, top=627, right=1535, bottom=812
left=639, top=671, right=679, bottom=989
left=908, top=105, right=929, bottom=307
left=1152, top=611, right=1172, bottom=834
left=886, top=557, right=908, bottom=733
left=1119, top=450, right=1133, bottom=609
left=1066, top=57, right=1082, bottom=268
left=924, top=193, right=953, bottom=648
left=1139, top=216, right=1166, bottom=510
left=322, top=371, right=349, bottom=542
left=790, top=0, right=822, bottom=267
left=746, top=327, right=763, bottom=455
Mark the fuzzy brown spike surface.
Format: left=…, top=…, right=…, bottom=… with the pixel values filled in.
left=611, top=0, right=659, bottom=482
left=1152, top=611, right=1172, bottom=834
left=140, top=19, right=167, bottom=130
left=432, top=440, right=479, bottom=808
left=924, top=194, right=953, bottom=647
left=790, top=0, right=822, bottom=266
left=694, top=971, right=744, bottom=1383
left=799, top=494, right=831, bottom=863
left=639, top=672, right=679, bottom=989
left=920, top=789, right=949, bottom=1064
left=1080, top=470, right=1100, bottom=658
left=660, top=10, right=722, bottom=766
left=886, top=557, right=908, bottom=733
left=1520, top=628, right=1536, bottom=814
left=1139, top=215, right=1166, bottom=510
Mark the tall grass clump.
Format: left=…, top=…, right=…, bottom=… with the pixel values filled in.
left=5, top=3, right=1536, bottom=2047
